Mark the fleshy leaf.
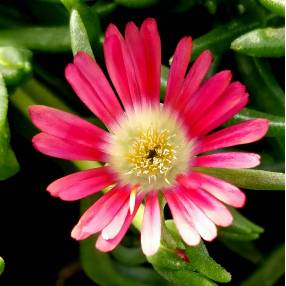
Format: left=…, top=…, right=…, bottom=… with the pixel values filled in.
left=61, top=0, right=103, bottom=56
left=191, top=13, right=276, bottom=60
left=0, top=26, right=70, bottom=52
left=0, top=74, right=19, bottom=180
left=70, top=9, right=94, bottom=57
left=231, top=27, right=285, bottom=57
left=114, top=0, right=159, bottom=9
left=185, top=243, right=232, bottom=283
left=218, top=208, right=264, bottom=241
left=0, top=257, right=4, bottom=275
left=195, top=168, right=285, bottom=190
left=226, top=107, right=284, bottom=138
left=0, top=46, right=32, bottom=86
left=154, top=266, right=218, bottom=286
left=258, top=0, right=285, bottom=16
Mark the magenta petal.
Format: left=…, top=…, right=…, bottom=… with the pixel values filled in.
left=164, top=189, right=201, bottom=246
left=73, top=52, right=124, bottom=124
left=96, top=194, right=144, bottom=252
left=187, top=172, right=246, bottom=207
left=192, top=82, right=249, bottom=136
left=47, top=167, right=117, bottom=201
left=65, top=64, right=118, bottom=129
left=184, top=188, right=233, bottom=227
left=183, top=70, right=232, bottom=128
left=140, top=18, right=161, bottom=106
left=164, top=37, right=192, bottom=108
left=175, top=50, right=213, bottom=112
left=177, top=188, right=217, bottom=241
left=32, top=133, right=108, bottom=161
left=29, top=105, right=109, bottom=147
left=104, top=28, right=134, bottom=109
left=141, top=191, right=161, bottom=256
left=71, top=186, right=130, bottom=240
left=124, top=21, right=145, bottom=107
left=101, top=200, right=130, bottom=240
left=197, top=119, right=269, bottom=154
left=193, top=152, right=260, bottom=169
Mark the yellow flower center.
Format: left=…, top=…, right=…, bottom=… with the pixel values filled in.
left=126, top=127, right=176, bottom=184
left=108, top=107, right=192, bottom=191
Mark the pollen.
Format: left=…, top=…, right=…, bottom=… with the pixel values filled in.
left=127, top=127, right=177, bottom=183
left=108, top=108, right=192, bottom=191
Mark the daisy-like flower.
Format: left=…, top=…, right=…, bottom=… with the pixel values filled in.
left=29, top=18, right=268, bottom=256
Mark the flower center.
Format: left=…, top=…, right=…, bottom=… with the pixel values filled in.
left=108, top=108, right=191, bottom=191
left=126, top=127, right=176, bottom=184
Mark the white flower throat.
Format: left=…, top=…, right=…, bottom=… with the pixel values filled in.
left=108, top=107, right=191, bottom=191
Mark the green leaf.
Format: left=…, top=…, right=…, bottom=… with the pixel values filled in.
left=231, top=27, right=285, bottom=57
left=235, top=55, right=284, bottom=116
left=91, top=0, right=118, bottom=19
left=160, top=65, right=168, bottom=100
left=114, top=0, right=159, bottom=9
left=61, top=0, right=103, bottom=55
left=70, top=9, right=94, bottom=57
left=112, top=246, right=146, bottom=266
left=148, top=247, right=192, bottom=271
left=226, top=108, right=284, bottom=138
left=258, top=0, right=285, bottom=16
left=154, top=267, right=218, bottom=286
left=185, top=243, right=232, bottom=283
left=191, top=13, right=277, bottom=60
left=219, top=208, right=264, bottom=241
left=0, top=74, right=19, bottom=180
left=0, top=257, right=4, bottom=275
left=0, top=47, right=32, bottom=86
left=0, top=26, right=70, bottom=52
left=240, top=244, right=285, bottom=286
left=149, top=225, right=231, bottom=284
left=195, top=168, right=285, bottom=190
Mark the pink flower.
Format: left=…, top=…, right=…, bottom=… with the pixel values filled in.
left=29, top=18, right=268, bottom=256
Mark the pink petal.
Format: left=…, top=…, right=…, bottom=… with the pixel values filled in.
left=140, top=18, right=161, bottom=106
left=73, top=52, right=124, bottom=124
left=65, top=64, right=118, bottom=129
left=101, top=200, right=130, bottom=240
left=164, top=37, right=192, bottom=108
left=164, top=189, right=201, bottom=246
left=29, top=105, right=109, bottom=147
left=124, top=21, right=145, bottom=107
left=71, top=185, right=131, bottom=240
left=104, top=26, right=134, bottom=110
left=183, top=187, right=233, bottom=227
left=183, top=70, right=232, bottom=129
left=141, top=191, right=161, bottom=256
left=174, top=50, right=213, bottom=112
left=193, top=152, right=260, bottom=169
left=32, top=133, right=108, bottom=161
left=177, top=188, right=217, bottom=241
left=96, top=194, right=144, bottom=252
left=47, top=167, right=117, bottom=201
left=185, top=172, right=246, bottom=207
left=191, top=82, right=249, bottom=136
left=197, top=119, right=269, bottom=154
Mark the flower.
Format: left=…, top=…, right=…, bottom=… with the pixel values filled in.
left=29, top=18, right=268, bottom=256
